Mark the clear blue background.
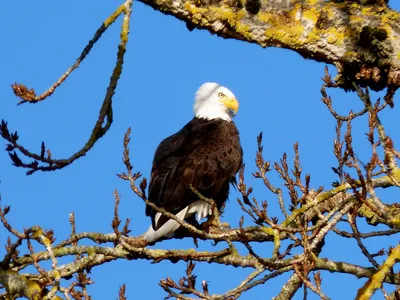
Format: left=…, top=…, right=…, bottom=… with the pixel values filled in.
left=1, top=1, right=399, bottom=299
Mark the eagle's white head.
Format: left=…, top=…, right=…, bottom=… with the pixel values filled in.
left=193, top=82, right=239, bottom=122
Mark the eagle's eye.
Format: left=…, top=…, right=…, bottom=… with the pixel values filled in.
left=218, top=92, right=225, bottom=98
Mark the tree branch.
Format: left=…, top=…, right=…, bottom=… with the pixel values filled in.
left=138, top=0, right=400, bottom=90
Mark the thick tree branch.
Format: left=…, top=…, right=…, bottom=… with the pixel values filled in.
left=138, top=0, right=400, bottom=91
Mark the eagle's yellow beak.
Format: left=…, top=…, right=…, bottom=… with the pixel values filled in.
left=221, top=97, right=239, bottom=115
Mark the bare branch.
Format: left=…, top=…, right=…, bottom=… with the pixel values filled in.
left=1, top=1, right=133, bottom=174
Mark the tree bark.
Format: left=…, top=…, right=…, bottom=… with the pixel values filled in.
left=139, top=0, right=400, bottom=91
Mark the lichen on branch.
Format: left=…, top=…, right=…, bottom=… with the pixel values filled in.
left=140, top=0, right=400, bottom=91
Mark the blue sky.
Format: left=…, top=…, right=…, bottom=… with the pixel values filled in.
left=1, top=1, right=399, bottom=299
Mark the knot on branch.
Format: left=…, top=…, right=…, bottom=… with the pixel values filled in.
left=359, top=26, right=388, bottom=48
left=244, top=0, right=261, bottom=15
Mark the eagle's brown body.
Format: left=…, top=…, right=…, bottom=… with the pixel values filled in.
left=146, top=117, right=243, bottom=235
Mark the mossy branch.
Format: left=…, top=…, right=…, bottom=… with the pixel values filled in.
left=139, top=0, right=400, bottom=91
left=356, top=243, right=400, bottom=300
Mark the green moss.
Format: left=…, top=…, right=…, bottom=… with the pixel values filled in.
left=31, top=227, right=44, bottom=239
left=104, top=4, right=126, bottom=27
left=262, top=227, right=275, bottom=235
left=184, top=2, right=208, bottom=23
left=210, top=7, right=239, bottom=27
left=0, top=270, right=43, bottom=299
left=229, top=246, right=240, bottom=256
left=390, top=218, right=400, bottom=227
left=53, top=270, right=61, bottom=280
left=361, top=6, right=374, bottom=16
left=209, top=6, right=252, bottom=39
left=358, top=205, right=380, bottom=223
left=344, top=51, right=359, bottom=61
left=25, top=277, right=42, bottom=299
left=326, top=36, right=336, bottom=44
left=349, top=14, right=364, bottom=24
left=357, top=244, right=400, bottom=299
left=325, top=28, right=345, bottom=46
left=305, top=0, right=320, bottom=5
left=384, top=10, right=400, bottom=22
left=307, top=30, right=321, bottom=43
left=257, top=12, right=270, bottom=23
left=264, top=26, right=304, bottom=47
left=155, top=0, right=174, bottom=6
left=259, top=6, right=306, bottom=47
left=87, top=247, right=96, bottom=256
left=303, top=8, right=318, bottom=24
left=184, top=3, right=254, bottom=41
left=235, top=22, right=253, bottom=40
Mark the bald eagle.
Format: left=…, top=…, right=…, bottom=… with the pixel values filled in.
left=143, top=82, right=243, bottom=242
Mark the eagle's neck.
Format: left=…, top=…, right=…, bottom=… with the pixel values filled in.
left=194, top=103, right=232, bottom=122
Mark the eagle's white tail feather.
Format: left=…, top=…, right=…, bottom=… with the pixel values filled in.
left=143, top=207, right=188, bottom=242
left=143, top=200, right=211, bottom=242
left=188, top=200, right=212, bottom=221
